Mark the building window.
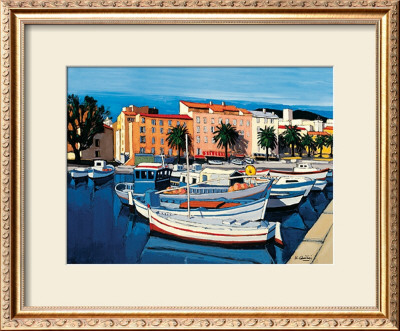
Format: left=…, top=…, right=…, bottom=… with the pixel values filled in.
left=95, top=139, right=100, bottom=147
left=240, top=120, right=243, bottom=126
left=160, top=147, right=164, bottom=154
left=218, top=118, right=222, bottom=124
left=257, top=118, right=260, bottom=123
left=233, top=119, right=237, bottom=126
left=196, top=136, right=200, bottom=143
left=212, top=138, right=215, bottom=143
left=152, top=127, right=155, bottom=133
left=240, top=130, right=244, bottom=135
left=140, top=126, right=145, bottom=133
left=168, top=128, right=172, bottom=133
left=151, top=147, right=155, bottom=154
left=203, top=117, right=207, bottom=124
left=177, top=121, right=180, bottom=126
left=197, top=148, right=201, bottom=155
left=211, top=126, right=214, bottom=133
left=160, top=128, right=164, bottom=134
left=161, top=138, right=164, bottom=145
left=159, top=120, right=163, bottom=126
left=140, top=147, right=145, bottom=153
left=203, top=126, right=207, bottom=133
left=246, top=121, right=250, bottom=126
left=204, top=136, right=208, bottom=143
left=247, top=132, right=250, bottom=137
left=95, top=150, right=100, bottom=157
left=141, top=118, right=145, bottom=123
left=152, top=137, right=155, bottom=144
left=225, top=119, right=229, bottom=124
left=151, top=119, right=156, bottom=125
left=196, top=116, right=200, bottom=123
left=196, top=126, right=200, bottom=133
left=182, top=122, right=186, bottom=127
left=257, top=126, right=261, bottom=132
left=211, top=118, right=215, bottom=124
left=168, top=148, right=172, bottom=155
left=168, top=120, right=172, bottom=126
left=140, top=136, right=146, bottom=143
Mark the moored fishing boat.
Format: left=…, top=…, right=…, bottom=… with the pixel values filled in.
left=262, top=167, right=329, bottom=181
left=133, top=181, right=272, bottom=222
left=267, top=190, right=305, bottom=210
left=147, top=208, right=281, bottom=245
left=88, top=160, right=115, bottom=179
left=256, top=176, right=315, bottom=197
left=70, top=167, right=90, bottom=178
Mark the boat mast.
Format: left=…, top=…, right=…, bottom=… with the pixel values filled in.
left=185, top=134, right=191, bottom=218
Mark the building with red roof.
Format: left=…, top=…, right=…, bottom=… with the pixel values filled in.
left=179, top=100, right=252, bottom=157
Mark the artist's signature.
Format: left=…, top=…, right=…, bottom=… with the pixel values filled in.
left=294, top=255, right=313, bottom=262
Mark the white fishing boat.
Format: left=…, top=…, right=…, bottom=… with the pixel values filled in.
left=161, top=181, right=272, bottom=201
left=70, top=167, right=90, bottom=178
left=264, top=167, right=330, bottom=181
left=147, top=208, right=281, bottom=245
left=88, top=160, right=115, bottom=179
left=267, top=190, right=305, bottom=210
left=208, top=159, right=224, bottom=165
left=255, top=176, right=315, bottom=197
left=133, top=188, right=271, bottom=222
left=311, top=180, right=328, bottom=191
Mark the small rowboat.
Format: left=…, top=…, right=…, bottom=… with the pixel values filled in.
left=147, top=207, right=281, bottom=245
left=70, top=167, right=90, bottom=178
left=88, top=160, right=115, bottom=179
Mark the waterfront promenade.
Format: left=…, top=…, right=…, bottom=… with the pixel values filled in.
left=288, top=200, right=333, bottom=264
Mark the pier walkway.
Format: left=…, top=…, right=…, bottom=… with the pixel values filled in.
left=288, top=200, right=333, bottom=264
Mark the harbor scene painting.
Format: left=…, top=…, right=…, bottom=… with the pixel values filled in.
left=67, top=67, right=333, bottom=264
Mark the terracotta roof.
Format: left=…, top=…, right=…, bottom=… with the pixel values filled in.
left=308, top=131, right=330, bottom=136
left=278, top=125, right=306, bottom=130
left=324, top=126, right=333, bottom=130
left=123, top=111, right=137, bottom=116
left=140, top=113, right=192, bottom=120
left=180, top=100, right=251, bottom=115
left=103, top=124, right=113, bottom=130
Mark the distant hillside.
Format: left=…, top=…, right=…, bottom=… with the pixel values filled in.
left=254, top=108, right=328, bottom=122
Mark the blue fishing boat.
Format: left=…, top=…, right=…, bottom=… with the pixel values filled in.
left=114, top=163, right=172, bottom=204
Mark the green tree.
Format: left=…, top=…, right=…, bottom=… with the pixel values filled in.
left=325, top=134, right=333, bottom=157
left=278, top=133, right=287, bottom=154
left=166, top=124, right=192, bottom=164
left=257, top=127, right=277, bottom=161
left=213, top=123, right=239, bottom=161
left=67, top=94, right=110, bottom=162
left=283, top=125, right=301, bottom=157
left=301, top=133, right=316, bottom=157
left=315, top=135, right=326, bottom=158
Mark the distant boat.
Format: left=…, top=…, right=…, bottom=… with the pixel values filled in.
left=208, top=159, right=224, bottom=165
left=244, top=157, right=255, bottom=164
left=265, top=167, right=330, bottom=181
left=231, top=158, right=244, bottom=166
left=147, top=207, right=280, bottom=246
left=70, top=167, right=90, bottom=179
left=268, top=190, right=305, bottom=210
left=311, top=180, right=328, bottom=191
left=88, top=160, right=115, bottom=179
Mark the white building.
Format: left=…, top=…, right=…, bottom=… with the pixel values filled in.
left=249, top=109, right=280, bottom=157
left=283, top=108, right=293, bottom=122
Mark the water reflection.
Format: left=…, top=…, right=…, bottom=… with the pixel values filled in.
left=67, top=174, right=333, bottom=264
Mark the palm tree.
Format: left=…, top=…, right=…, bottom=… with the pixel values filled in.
left=166, top=124, right=192, bottom=163
left=301, top=133, right=316, bottom=157
left=213, top=123, right=239, bottom=161
left=278, top=133, right=287, bottom=154
left=325, top=134, right=333, bottom=157
left=257, top=127, right=277, bottom=161
left=283, top=125, right=301, bottom=157
left=315, top=135, right=326, bottom=158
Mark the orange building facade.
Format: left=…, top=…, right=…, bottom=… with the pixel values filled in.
left=124, top=113, right=193, bottom=164
left=179, top=100, right=253, bottom=158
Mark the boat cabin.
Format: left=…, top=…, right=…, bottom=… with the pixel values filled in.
left=94, top=160, right=107, bottom=168
left=199, top=168, right=243, bottom=186
left=134, top=163, right=172, bottom=193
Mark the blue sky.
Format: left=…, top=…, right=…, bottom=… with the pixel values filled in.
left=67, top=67, right=333, bottom=120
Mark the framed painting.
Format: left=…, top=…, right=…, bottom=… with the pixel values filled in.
left=0, top=1, right=399, bottom=330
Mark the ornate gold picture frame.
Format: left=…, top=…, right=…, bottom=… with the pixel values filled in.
left=1, top=1, right=399, bottom=329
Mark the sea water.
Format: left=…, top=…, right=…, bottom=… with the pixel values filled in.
left=67, top=173, right=333, bottom=264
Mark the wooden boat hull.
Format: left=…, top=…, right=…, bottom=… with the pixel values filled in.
left=88, top=166, right=115, bottom=179
left=134, top=193, right=270, bottom=222
left=148, top=209, right=278, bottom=245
